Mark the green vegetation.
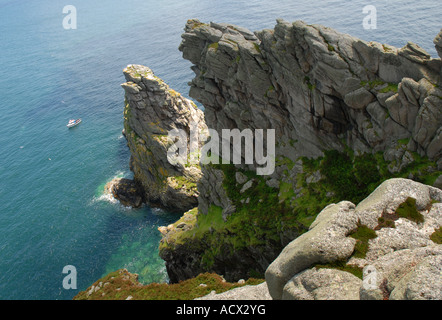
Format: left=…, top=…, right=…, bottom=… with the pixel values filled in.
left=208, top=42, right=219, bottom=50
left=297, top=149, right=439, bottom=208
left=161, top=138, right=439, bottom=277
left=304, top=76, right=316, bottom=91
left=430, top=227, right=442, bottom=244
left=360, top=79, right=397, bottom=93
left=360, top=79, right=385, bottom=89
left=377, top=213, right=397, bottom=229
left=379, top=83, right=398, bottom=93
left=327, top=43, right=335, bottom=52
left=172, top=176, right=198, bottom=194
left=315, top=222, right=377, bottom=279
left=349, top=222, right=378, bottom=258
left=315, top=260, right=363, bottom=279
left=74, top=271, right=264, bottom=300
left=190, top=21, right=209, bottom=30
left=396, top=197, right=424, bottom=224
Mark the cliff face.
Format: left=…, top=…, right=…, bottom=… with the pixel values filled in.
left=180, top=19, right=441, bottom=179
left=121, top=64, right=207, bottom=212
left=157, top=20, right=442, bottom=283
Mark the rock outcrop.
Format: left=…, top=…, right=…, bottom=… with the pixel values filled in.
left=158, top=19, right=441, bottom=283
left=121, top=65, right=207, bottom=212
left=180, top=19, right=441, bottom=181
left=266, top=178, right=442, bottom=300
left=110, top=178, right=144, bottom=208
left=196, top=282, right=271, bottom=300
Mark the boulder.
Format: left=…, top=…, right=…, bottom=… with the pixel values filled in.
left=265, top=178, right=442, bottom=300
left=282, top=268, right=361, bottom=300
left=265, top=201, right=358, bottom=299
left=195, top=282, right=271, bottom=300
left=111, top=178, right=144, bottom=208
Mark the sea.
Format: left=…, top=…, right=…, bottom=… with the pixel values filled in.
left=0, top=0, right=440, bottom=300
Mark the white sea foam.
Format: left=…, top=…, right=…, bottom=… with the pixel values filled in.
left=91, top=171, right=129, bottom=206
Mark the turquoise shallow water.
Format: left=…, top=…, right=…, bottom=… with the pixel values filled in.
left=0, top=0, right=440, bottom=299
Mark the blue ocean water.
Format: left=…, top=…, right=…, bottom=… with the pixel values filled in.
left=0, top=0, right=440, bottom=300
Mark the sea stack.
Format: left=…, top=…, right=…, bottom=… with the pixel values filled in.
left=120, top=64, right=207, bottom=212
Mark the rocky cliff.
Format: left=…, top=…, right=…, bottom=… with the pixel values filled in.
left=77, top=178, right=442, bottom=300
left=120, top=64, right=207, bottom=212
left=157, top=20, right=441, bottom=283
left=195, top=178, right=442, bottom=300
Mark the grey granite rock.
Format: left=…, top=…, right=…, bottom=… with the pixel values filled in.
left=121, top=65, right=207, bottom=212
left=265, top=178, right=442, bottom=300
left=196, top=282, right=271, bottom=300
left=433, top=29, right=442, bottom=59
left=282, top=268, right=362, bottom=300
left=265, top=201, right=358, bottom=299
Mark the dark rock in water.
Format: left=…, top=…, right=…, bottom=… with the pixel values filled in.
left=111, top=178, right=144, bottom=208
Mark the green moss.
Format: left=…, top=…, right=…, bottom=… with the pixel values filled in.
left=430, top=227, right=442, bottom=244
left=382, top=44, right=394, bottom=52
left=360, top=79, right=385, bottom=89
left=190, top=21, right=209, bottom=30
left=315, top=260, right=363, bottom=279
left=314, top=222, right=377, bottom=278
left=208, top=42, right=219, bottom=50
left=172, top=175, right=198, bottom=194
left=379, top=83, right=398, bottom=93
left=377, top=215, right=396, bottom=229
left=304, top=76, right=316, bottom=91
left=395, top=197, right=424, bottom=224
left=327, top=43, right=335, bottom=52
left=253, top=42, right=261, bottom=53
left=349, top=222, right=377, bottom=258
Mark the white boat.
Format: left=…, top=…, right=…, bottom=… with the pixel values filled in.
left=67, top=119, right=82, bottom=128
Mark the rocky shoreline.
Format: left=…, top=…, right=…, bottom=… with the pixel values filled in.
left=86, top=19, right=442, bottom=300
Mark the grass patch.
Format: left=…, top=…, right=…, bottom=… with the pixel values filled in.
left=304, top=76, right=316, bottom=91
left=395, top=197, right=424, bottom=224
left=379, top=83, right=398, bottom=93
left=74, top=270, right=264, bottom=300
left=171, top=175, right=198, bottom=194
left=315, top=260, right=363, bottom=279
left=430, top=227, right=442, bottom=244
left=208, top=42, right=219, bottom=50
left=349, top=222, right=377, bottom=258
left=360, top=79, right=385, bottom=89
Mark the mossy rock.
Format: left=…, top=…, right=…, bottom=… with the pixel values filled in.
left=430, top=227, right=442, bottom=244
left=395, top=197, right=424, bottom=224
